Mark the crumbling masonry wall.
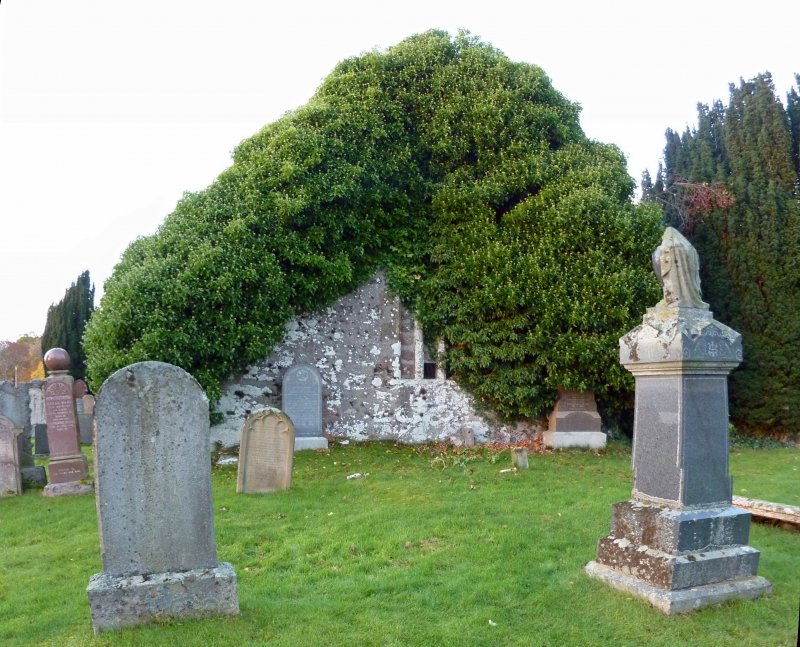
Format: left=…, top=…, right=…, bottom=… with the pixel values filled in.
left=211, top=273, right=535, bottom=448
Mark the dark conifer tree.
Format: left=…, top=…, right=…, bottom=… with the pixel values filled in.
left=42, top=271, right=95, bottom=380
left=718, top=74, right=800, bottom=432
left=787, top=75, right=800, bottom=178
left=660, top=73, right=800, bottom=433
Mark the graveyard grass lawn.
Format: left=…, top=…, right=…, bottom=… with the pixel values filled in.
left=1, top=442, right=798, bottom=647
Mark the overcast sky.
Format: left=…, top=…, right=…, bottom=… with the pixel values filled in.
left=1, top=1, right=797, bottom=341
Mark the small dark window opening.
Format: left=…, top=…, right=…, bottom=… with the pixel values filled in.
left=423, top=362, right=438, bottom=380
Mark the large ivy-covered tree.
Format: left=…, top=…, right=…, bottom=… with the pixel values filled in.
left=85, top=31, right=661, bottom=422
left=646, top=73, right=800, bottom=434
left=42, top=270, right=95, bottom=380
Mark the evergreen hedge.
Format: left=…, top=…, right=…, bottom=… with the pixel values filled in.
left=84, top=31, right=661, bottom=422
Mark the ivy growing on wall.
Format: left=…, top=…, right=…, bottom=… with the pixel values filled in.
left=84, top=30, right=661, bottom=422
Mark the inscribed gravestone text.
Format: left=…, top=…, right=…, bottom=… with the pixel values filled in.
left=237, top=408, right=295, bottom=493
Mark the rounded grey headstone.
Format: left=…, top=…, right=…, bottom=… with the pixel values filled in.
left=94, top=362, right=217, bottom=576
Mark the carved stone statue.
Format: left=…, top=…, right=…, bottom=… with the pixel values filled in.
left=652, top=227, right=708, bottom=309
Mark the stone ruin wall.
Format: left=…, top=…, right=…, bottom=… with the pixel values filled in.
left=212, top=273, right=538, bottom=448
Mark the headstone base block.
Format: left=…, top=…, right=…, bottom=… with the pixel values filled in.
left=584, top=561, right=771, bottom=614
left=47, top=455, right=88, bottom=484
left=543, top=431, right=606, bottom=449
left=294, top=436, right=328, bottom=451
left=20, top=466, right=47, bottom=488
left=87, top=562, right=239, bottom=634
left=43, top=481, right=94, bottom=496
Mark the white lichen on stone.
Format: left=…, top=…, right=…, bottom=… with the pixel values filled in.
left=211, top=271, right=535, bottom=449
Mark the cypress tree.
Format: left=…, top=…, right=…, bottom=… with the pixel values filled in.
left=787, top=74, right=800, bottom=178
left=720, top=74, right=800, bottom=432
left=660, top=73, right=800, bottom=434
left=42, top=270, right=95, bottom=380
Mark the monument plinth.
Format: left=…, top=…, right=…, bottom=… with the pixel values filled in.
left=585, top=228, right=771, bottom=613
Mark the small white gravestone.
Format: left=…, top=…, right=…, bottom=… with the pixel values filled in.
left=237, top=408, right=295, bottom=493
left=87, top=361, right=238, bottom=633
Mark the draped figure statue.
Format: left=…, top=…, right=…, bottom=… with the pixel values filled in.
left=652, top=227, right=709, bottom=310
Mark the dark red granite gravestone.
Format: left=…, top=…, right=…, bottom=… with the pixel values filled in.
left=42, top=349, right=91, bottom=496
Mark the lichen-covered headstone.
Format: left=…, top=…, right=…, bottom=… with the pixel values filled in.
left=282, top=363, right=326, bottom=450
left=237, top=408, right=295, bottom=493
left=0, top=415, right=22, bottom=496
left=585, top=227, right=771, bottom=613
left=86, top=361, right=238, bottom=633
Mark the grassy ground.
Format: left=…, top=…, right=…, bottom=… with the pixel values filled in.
left=1, top=441, right=798, bottom=647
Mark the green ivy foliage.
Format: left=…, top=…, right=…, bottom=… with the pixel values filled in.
left=85, top=30, right=661, bottom=419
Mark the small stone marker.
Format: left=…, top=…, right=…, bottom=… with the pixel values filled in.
left=585, top=228, right=771, bottom=614
left=87, top=361, right=238, bottom=633
left=0, top=415, right=22, bottom=496
left=282, top=363, right=327, bottom=450
left=73, top=379, right=89, bottom=398
left=42, top=348, right=92, bottom=496
left=30, top=385, right=49, bottom=455
left=237, top=408, right=295, bottom=493
left=459, top=425, right=476, bottom=448
left=77, top=394, right=95, bottom=444
left=82, top=394, right=95, bottom=415
left=510, top=447, right=528, bottom=469
left=544, top=389, right=605, bottom=449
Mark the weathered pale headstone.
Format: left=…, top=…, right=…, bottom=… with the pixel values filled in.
left=77, top=413, right=92, bottom=444
left=82, top=394, right=95, bottom=415
left=510, top=447, right=528, bottom=469
left=87, top=361, right=238, bottom=633
left=30, top=384, right=49, bottom=455
left=282, top=363, right=327, bottom=450
left=0, top=415, right=22, bottom=496
left=237, top=408, right=295, bottom=493
left=42, top=348, right=92, bottom=496
left=585, top=227, right=771, bottom=613
left=544, top=389, right=605, bottom=449
left=77, top=393, right=95, bottom=444
left=0, top=380, right=46, bottom=486
left=73, top=379, right=89, bottom=398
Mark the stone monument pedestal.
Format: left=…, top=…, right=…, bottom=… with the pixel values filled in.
left=586, top=501, right=770, bottom=613
left=585, top=228, right=771, bottom=614
left=87, top=563, right=239, bottom=633
left=544, top=389, right=606, bottom=449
